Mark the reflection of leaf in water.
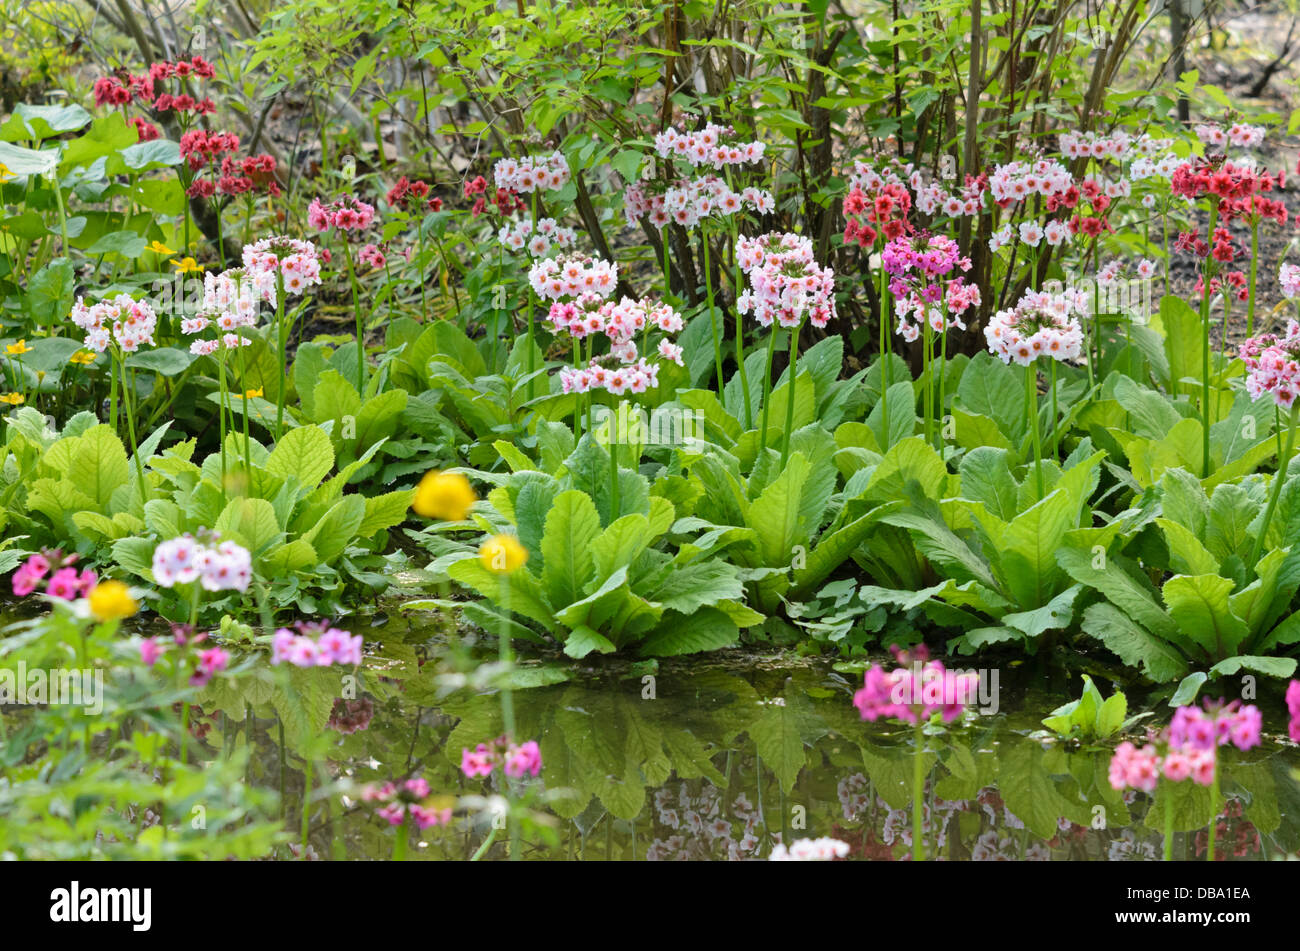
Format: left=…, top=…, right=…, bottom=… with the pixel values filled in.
left=860, top=744, right=936, bottom=810
left=272, top=667, right=337, bottom=746
left=1226, top=759, right=1279, bottom=837
left=749, top=704, right=806, bottom=795
left=997, top=740, right=1092, bottom=838
left=196, top=668, right=275, bottom=721
left=1143, top=778, right=1213, bottom=833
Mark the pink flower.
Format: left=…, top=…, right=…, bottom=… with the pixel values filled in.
left=461, top=744, right=497, bottom=778
left=140, top=637, right=163, bottom=667
left=46, top=567, right=82, bottom=600
left=504, top=740, right=542, bottom=778
left=1287, top=680, right=1300, bottom=743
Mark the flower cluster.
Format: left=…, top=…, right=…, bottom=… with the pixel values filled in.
left=1195, top=122, right=1265, bottom=150
left=460, top=736, right=543, bottom=779
left=1109, top=699, right=1261, bottom=793
left=769, top=837, right=851, bottom=861
left=736, top=232, right=837, bottom=329
left=984, top=288, right=1087, bottom=366
left=151, top=533, right=252, bottom=592
left=528, top=253, right=618, bottom=300
left=1059, top=130, right=1132, bottom=160
left=1239, top=320, right=1300, bottom=409
left=10, top=551, right=95, bottom=599
left=183, top=269, right=268, bottom=356
left=463, top=174, right=526, bottom=218
left=241, top=236, right=324, bottom=296
left=362, top=777, right=452, bottom=830
left=328, top=697, right=375, bottom=735
left=623, top=175, right=773, bottom=229
left=841, top=156, right=914, bottom=245
left=653, top=123, right=765, bottom=169
left=852, top=643, right=979, bottom=724
left=880, top=233, right=977, bottom=340
left=385, top=176, right=442, bottom=212
left=270, top=620, right=363, bottom=667
left=498, top=217, right=577, bottom=256
left=492, top=151, right=571, bottom=194
left=69, top=293, right=158, bottom=353
left=140, top=623, right=231, bottom=687
left=307, top=195, right=377, bottom=233
left=988, top=158, right=1074, bottom=207
left=92, top=56, right=217, bottom=114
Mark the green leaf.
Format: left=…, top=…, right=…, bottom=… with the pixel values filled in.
left=70, top=425, right=129, bottom=507
left=540, top=489, right=602, bottom=608
left=265, top=425, right=335, bottom=490
left=1162, top=574, right=1249, bottom=662
left=1078, top=602, right=1188, bottom=683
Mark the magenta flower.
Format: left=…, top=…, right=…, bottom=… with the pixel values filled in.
left=1286, top=680, right=1300, bottom=743
left=852, top=644, right=979, bottom=725
left=460, top=744, right=497, bottom=778
left=140, top=638, right=163, bottom=667
left=503, top=740, right=542, bottom=779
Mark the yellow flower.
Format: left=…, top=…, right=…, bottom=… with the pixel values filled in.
left=244, top=387, right=263, bottom=399
left=479, top=534, right=528, bottom=574
left=69, top=350, right=97, bottom=366
left=171, top=256, right=204, bottom=274
left=88, top=580, right=139, bottom=621
left=0, top=162, right=11, bottom=182
left=0, top=393, right=24, bottom=405
left=412, top=470, right=477, bottom=521
left=146, top=240, right=176, bottom=255
left=5, top=339, right=31, bottom=356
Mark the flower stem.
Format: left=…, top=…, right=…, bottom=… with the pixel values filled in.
left=912, top=717, right=925, bottom=862
left=1247, top=403, right=1298, bottom=575
left=759, top=327, right=778, bottom=452
left=1162, top=779, right=1174, bottom=861
left=1026, top=361, right=1044, bottom=499
left=1200, top=200, right=1219, bottom=479
left=780, top=323, right=800, bottom=468
left=704, top=229, right=725, bottom=395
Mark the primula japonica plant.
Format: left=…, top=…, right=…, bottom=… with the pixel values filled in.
left=1109, top=699, right=1261, bottom=861
left=853, top=643, right=979, bottom=861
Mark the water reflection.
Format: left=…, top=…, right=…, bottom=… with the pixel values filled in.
left=4, top=602, right=1298, bottom=860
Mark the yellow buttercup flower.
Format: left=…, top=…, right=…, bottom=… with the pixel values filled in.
left=69, top=350, right=97, bottom=366
left=5, top=339, right=31, bottom=356
left=244, top=387, right=263, bottom=399
left=88, top=580, right=139, bottom=621
left=0, top=393, right=24, bottom=405
left=146, top=240, right=176, bottom=255
left=479, top=534, right=528, bottom=574
left=412, top=470, right=477, bottom=521
left=171, top=256, right=204, bottom=274
left=0, top=162, right=12, bottom=182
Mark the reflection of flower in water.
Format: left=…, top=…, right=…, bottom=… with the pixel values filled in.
left=838, top=773, right=871, bottom=821
left=1194, top=799, right=1259, bottom=860
left=972, top=831, right=1016, bottom=861
left=1108, top=827, right=1157, bottom=862
left=647, top=783, right=770, bottom=861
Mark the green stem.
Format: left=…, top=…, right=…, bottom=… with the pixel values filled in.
left=912, top=717, right=925, bottom=862
left=301, top=756, right=314, bottom=856
left=274, top=270, right=287, bottom=440
left=1200, top=200, right=1219, bottom=479
left=1026, top=361, right=1044, bottom=499
left=759, top=327, right=778, bottom=452
left=1207, top=754, right=1220, bottom=863
left=342, top=241, right=366, bottom=393
left=610, top=408, right=621, bottom=520
left=119, top=354, right=147, bottom=506
left=780, top=323, right=800, bottom=468
left=1163, top=780, right=1174, bottom=862
left=704, top=229, right=725, bottom=395
left=1247, top=404, right=1298, bottom=574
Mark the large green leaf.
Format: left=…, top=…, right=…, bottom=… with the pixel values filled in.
left=540, top=489, right=602, bottom=608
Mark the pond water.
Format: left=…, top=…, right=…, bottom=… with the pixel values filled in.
left=5, top=605, right=1299, bottom=861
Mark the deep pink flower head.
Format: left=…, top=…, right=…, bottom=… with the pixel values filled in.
left=1287, top=680, right=1300, bottom=743
left=45, top=567, right=82, bottom=600
left=140, top=638, right=163, bottom=667
left=461, top=744, right=497, bottom=778
left=852, top=644, right=978, bottom=725
left=504, top=740, right=542, bottom=778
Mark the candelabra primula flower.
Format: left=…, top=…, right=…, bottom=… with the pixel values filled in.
left=270, top=620, right=363, bottom=667
left=1240, top=320, right=1300, bottom=410
left=736, top=232, right=837, bottom=329
left=984, top=288, right=1087, bottom=366
left=852, top=644, right=979, bottom=725
left=152, top=533, right=252, bottom=592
